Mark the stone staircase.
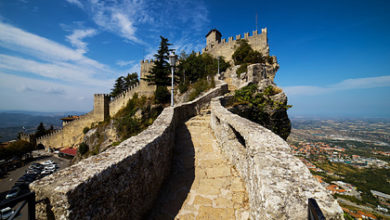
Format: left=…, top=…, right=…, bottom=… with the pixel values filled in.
left=147, top=110, right=250, bottom=219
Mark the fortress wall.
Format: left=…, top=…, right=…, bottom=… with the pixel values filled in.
left=36, top=111, right=96, bottom=149
left=30, top=82, right=228, bottom=220
left=108, top=81, right=154, bottom=118
left=204, top=28, right=269, bottom=62
left=210, top=97, right=343, bottom=219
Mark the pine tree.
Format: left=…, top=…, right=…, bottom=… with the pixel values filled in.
left=124, top=72, right=139, bottom=88
left=143, top=36, right=172, bottom=86
left=110, top=76, right=125, bottom=97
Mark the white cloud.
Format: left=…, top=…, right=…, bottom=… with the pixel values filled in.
left=75, top=0, right=209, bottom=46
left=116, top=60, right=135, bottom=67
left=0, top=54, right=111, bottom=87
left=0, top=22, right=113, bottom=87
left=66, top=0, right=83, bottom=8
left=0, top=22, right=106, bottom=69
left=66, top=28, right=97, bottom=54
left=283, top=75, right=390, bottom=96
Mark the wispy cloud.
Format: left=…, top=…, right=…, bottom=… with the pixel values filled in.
left=66, top=0, right=83, bottom=9
left=0, top=22, right=106, bottom=69
left=116, top=60, right=135, bottom=67
left=283, top=75, right=390, bottom=96
left=66, top=28, right=97, bottom=54
left=22, top=86, right=66, bottom=95
left=0, top=21, right=114, bottom=88
left=65, top=0, right=209, bottom=47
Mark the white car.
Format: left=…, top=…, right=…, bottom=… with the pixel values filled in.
left=41, top=160, right=54, bottom=165
left=43, top=164, right=57, bottom=170
left=41, top=170, right=53, bottom=175
left=1, top=207, right=14, bottom=220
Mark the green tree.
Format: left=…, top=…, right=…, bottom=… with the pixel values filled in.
left=143, top=36, right=172, bottom=87
left=142, top=36, right=172, bottom=103
left=124, top=72, right=139, bottom=88
left=35, top=122, right=46, bottom=138
left=232, top=39, right=253, bottom=65
left=1, top=140, right=34, bottom=159
left=78, top=142, right=89, bottom=155
left=110, top=76, right=125, bottom=97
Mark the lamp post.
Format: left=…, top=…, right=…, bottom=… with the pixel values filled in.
left=169, top=51, right=177, bottom=107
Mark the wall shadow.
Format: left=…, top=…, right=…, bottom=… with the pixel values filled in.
left=145, top=123, right=195, bottom=220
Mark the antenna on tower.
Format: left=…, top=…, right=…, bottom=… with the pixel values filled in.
left=256, top=12, right=258, bottom=31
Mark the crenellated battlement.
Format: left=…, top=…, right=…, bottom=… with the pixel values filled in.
left=141, top=59, right=155, bottom=63
left=203, top=28, right=269, bottom=61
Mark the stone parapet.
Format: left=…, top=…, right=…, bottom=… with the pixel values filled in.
left=210, top=97, right=344, bottom=219
left=30, top=82, right=228, bottom=219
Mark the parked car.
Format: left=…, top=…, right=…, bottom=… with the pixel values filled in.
left=28, top=163, right=43, bottom=170
left=41, top=160, right=54, bottom=165
left=5, top=186, right=21, bottom=200
left=26, top=169, right=40, bottom=175
left=16, top=175, right=35, bottom=184
left=40, top=170, right=52, bottom=175
left=44, top=164, right=57, bottom=170
left=0, top=207, right=14, bottom=220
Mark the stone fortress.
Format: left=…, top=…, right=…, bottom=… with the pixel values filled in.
left=203, top=28, right=269, bottom=62
left=30, top=28, right=344, bottom=219
left=36, top=28, right=270, bottom=151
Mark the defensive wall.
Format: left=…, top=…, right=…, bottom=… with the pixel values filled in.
left=36, top=81, right=155, bottom=149
left=210, top=96, right=343, bottom=219
left=203, top=28, right=270, bottom=62
left=30, top=82, right=229, bottom=219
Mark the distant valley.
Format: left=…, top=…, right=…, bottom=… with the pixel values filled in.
left=0, top=111, right=85, bottom=142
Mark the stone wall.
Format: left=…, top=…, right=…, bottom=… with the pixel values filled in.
left=203, top=28, right=269, bottom=62
left=210, top=97, right=343, bottom=219
left=36, top=111, right=96, bottom=149
left=108, top=81, right=154, bottom=117
left=30, top=83, right=228, bottom=220
left=37, top=81, right=155, bottom=149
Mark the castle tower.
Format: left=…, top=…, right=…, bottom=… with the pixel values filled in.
left=94, top=94, right=110, bottom=121
left=206, top=29, right=222, bottom=47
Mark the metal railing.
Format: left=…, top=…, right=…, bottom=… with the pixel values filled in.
left=0, top=192, right=36, bottom=220
left=308, top=198, right=326, bottom=220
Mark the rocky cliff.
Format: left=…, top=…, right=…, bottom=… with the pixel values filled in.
left=223, top=63, right=291, bottom=140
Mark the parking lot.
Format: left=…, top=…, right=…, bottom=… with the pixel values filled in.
left=0, top=153, right=71, bottom=219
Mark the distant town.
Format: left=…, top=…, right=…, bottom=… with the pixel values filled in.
left=288, top=117, right=390, bottom=219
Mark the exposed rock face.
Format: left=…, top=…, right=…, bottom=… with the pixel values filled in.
left=226, top=63, right=291, bottom=140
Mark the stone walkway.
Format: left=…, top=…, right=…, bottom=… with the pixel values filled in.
left=147, top=111, right=250, bottom=219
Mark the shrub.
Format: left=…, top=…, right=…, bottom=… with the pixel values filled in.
left=178, top=83, right=188, bottom=94
left=188, top=78, right=214, bottom=101
left=83, top=127, right=90, bottom=134
left=232, top=40, right=252, bottom=65
left=78, top=142, right=89, bottom=155
left=155, top=86, right=170, bottom=104
left=244, top=50, right=264, bottom=64
left=236, top=63, right=248, bottom=77
left=266, top=56, right=274, bottom=64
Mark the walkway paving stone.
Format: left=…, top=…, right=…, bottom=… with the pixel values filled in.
left=147, top=111, right=250, bottom=220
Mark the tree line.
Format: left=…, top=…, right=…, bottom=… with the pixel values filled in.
left=110, top=72, right=139, bottom=98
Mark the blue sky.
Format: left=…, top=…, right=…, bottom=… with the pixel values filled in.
left=0, top=0, right=389, bottom=117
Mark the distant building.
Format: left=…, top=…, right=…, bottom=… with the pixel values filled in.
left=61, top=115, right=80, bottom=127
